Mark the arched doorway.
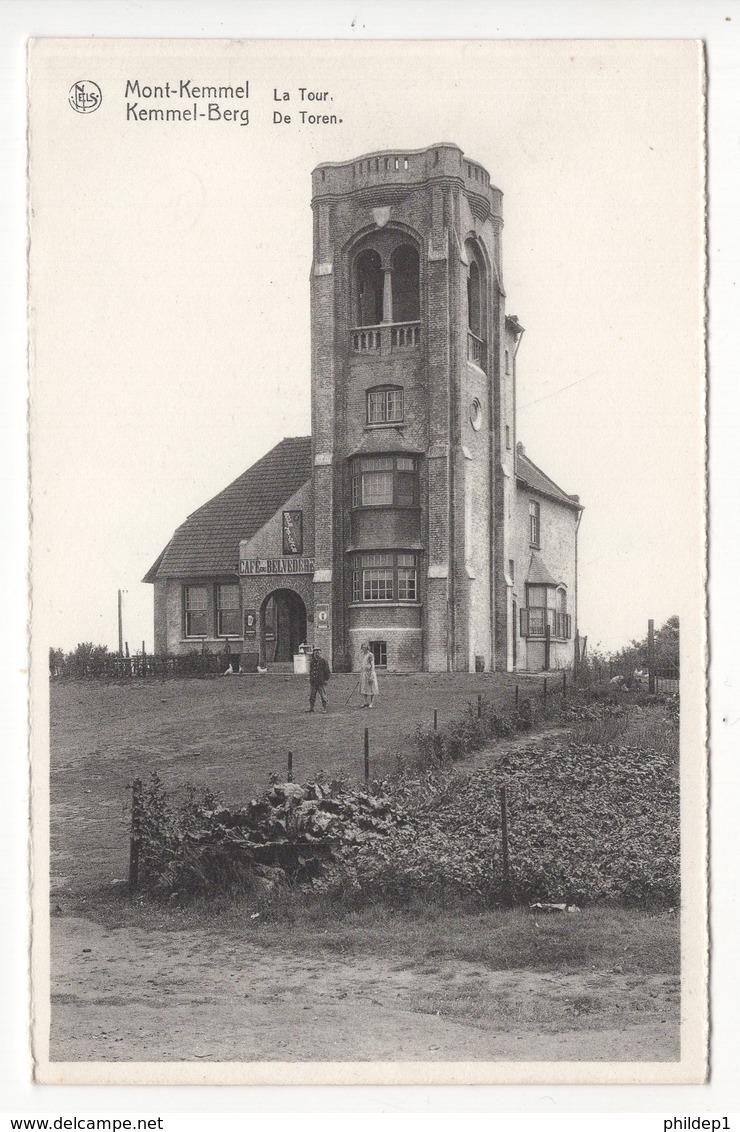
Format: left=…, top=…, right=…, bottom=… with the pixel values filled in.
left=260, top=589, right=308, bottom=664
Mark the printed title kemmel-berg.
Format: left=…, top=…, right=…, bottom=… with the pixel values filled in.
left=145, top=144, right=583, bottom=674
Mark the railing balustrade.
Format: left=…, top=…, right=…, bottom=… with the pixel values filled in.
left=351, top=321, right=421, bottom=354
left=351, top=327, right=382, bottom=353
left=390, top=322, right=420, bottom=349
left=467, top=330, right=486, bottom=371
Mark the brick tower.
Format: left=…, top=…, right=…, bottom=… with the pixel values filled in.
left=310, top=144, right=521, bottom=672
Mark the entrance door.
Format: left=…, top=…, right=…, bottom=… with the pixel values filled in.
left=261, top=590, right=308, bottom=664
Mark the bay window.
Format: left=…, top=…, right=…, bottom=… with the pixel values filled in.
left=520, top=584, right=571, bottom=640
left=351, top=455, right=418, bottom=508
left=352, top=552, right=419, bottom=603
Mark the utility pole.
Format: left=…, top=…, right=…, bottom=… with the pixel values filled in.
left=648, top=618, right=656, bottom=693
left=118, top=589, right=124, bottom=655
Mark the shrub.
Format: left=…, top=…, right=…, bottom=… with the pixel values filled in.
left=131, top=700, right=680, bottom=912
left=133, top=775, right=407, bottom=895
left=412, top=698, right=523, bottom=769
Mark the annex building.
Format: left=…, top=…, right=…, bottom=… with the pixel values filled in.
left=145, top=144, right=583, bottom=673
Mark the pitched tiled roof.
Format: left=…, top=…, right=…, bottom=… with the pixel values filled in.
left=347, top=428, right=423, bottom=458
left=143, top=436, right=312, bottom=581
left=516, top=450, right=582, bottom=512
left=526, top=551, right=561, bottom=587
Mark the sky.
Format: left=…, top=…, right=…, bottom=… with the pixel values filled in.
left=28, top=38, right=705, bottom=657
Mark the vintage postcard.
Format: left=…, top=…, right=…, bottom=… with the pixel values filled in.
left=28, top=38, right=707, bottom=1085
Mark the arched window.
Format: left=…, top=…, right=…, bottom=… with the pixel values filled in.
left=391, top=244, right=420, bottom=322
left=467, top=260, right=481, bottom=338
left=465, top=239, right=487, bottom=369
left=354, top=249, right=383, bottom=327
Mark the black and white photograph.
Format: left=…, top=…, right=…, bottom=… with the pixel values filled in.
left=26, top=35, right=706, bottom=1087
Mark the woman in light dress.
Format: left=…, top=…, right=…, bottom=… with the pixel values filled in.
left=359, top=642, right=379, bottom=709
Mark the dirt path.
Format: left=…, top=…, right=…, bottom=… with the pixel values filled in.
left=49, top=916, right=679, bottom=1064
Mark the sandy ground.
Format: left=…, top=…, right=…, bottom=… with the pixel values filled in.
left=50, top=915, right=679, bottom=1063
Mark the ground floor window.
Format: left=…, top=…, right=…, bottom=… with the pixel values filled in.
left=351, top=551, right=419, bottom=603
left=184, top=585, right=208, bottom=637
left=520, top=605, right=571, bottom=640
left=370, top=640, right=387, bottom=668
left=217, top=584, right=241, bottom=636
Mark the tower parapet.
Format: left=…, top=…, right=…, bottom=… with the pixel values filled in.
left=312, top=143, right=502, bottom=224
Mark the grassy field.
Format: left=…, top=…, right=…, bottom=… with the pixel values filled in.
left=49, top=675, right=682, bottom=1063
left=50, top=671, right=538, bottom=899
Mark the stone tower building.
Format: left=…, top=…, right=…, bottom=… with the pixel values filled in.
left=145, top=144, right=581, bottom=674
left=310, top=143, right=523, bottom=672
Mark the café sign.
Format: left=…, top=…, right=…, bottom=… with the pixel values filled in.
left=239, top=556, right=315, bottom=576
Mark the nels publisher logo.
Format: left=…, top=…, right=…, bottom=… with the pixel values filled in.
left=68, top=80, right=102, bottom=114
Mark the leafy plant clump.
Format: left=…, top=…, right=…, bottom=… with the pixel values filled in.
left=133, top=774, right=406, bottom=895
left=130, top=700, right=679, bottom=912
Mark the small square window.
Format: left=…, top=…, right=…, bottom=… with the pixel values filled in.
left=366, top=387, right=404, bottom=425
left=362, top=471, right=394, bottom=506
left=363, top=568, right=394, bottom=601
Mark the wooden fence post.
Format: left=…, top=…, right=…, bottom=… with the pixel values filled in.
left=562, top=670, right=567, bottom=698
left=364, top=728, right=370, bottom=782
left=500, top=786, right=512, bottom=907
left=128, top=777, right=142, bottom=896
left=433, top=709, right=438, bottom=731
left=648, top=618, right=656, bottom=693
left=477, top=694, right=482, bottom=719
left=543, top=678, right=548, bottom=706
left=287, top=750, right=293, bottom=782
left=515, top=684, right=519, bottom=710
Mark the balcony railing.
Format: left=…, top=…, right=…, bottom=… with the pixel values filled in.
left=351, top=327, right=382, bottom=352
left=351, top=321, right=421, bottom=354
left=520, top=607, right=571, bottom=640
left=391, top=322, right=420, bottom=348
left=467, top=330, right=487, bottom=371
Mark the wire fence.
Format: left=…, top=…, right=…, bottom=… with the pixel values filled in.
left=50, top=650, right=256, bottom=679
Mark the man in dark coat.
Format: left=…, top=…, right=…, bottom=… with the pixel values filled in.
left=308, top=647, right=331, bottom=713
